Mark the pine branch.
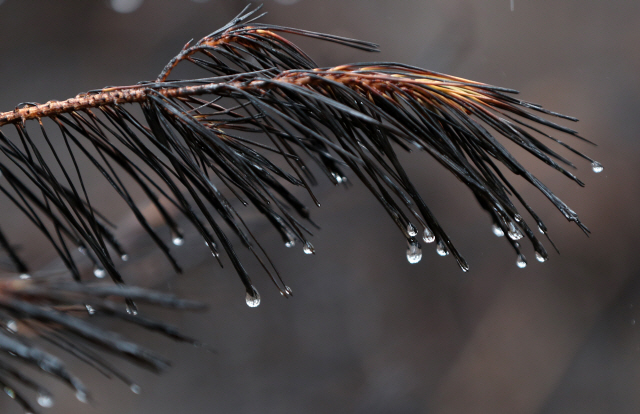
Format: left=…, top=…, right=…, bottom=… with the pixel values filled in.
left=0, top=5, right=601, bottom=411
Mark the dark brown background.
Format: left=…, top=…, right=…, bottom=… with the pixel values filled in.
left=0, top=1, right=638, bottom=413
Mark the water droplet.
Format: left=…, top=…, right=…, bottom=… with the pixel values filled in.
left=4, top=387, right=15, bottom=399
left=120, top=254, right=129, bottom=261
left=85, top=305, right=96, bottom=315
left=406, top=242, right=422, bottom=264
left=93, top=266, right=106, bottom=278
left=78, top=246, right=87, bottom=255
left=6, top=320, right=17, bottom=333
left=460, top=262, right=470, bottom=272
left=331, top=172, right=346, bottom=184
left=285, top=240, right=295, bottom=248
left=130, top=384, right=141, bottom=394
left=514, top=214, right=523, bottom=222
left=172, top=236, right=184, bottom=246
left=37, top=393, right=54, bottom=408
left=245, top=287, right=261, bottom=308
left=18, top=273, right=31, bottom=280
left=492, top=224, right=504, bottom=237
left=516, top=254, right=527, bottom=268
left=591, top=161, right=603, bottom=173
left=538, top=226, right=545, bottom=234
left=110, top=0, right=144, bottom=14
left=303, top=242, right=315, bottom=255
left=535, top=252, right=547, bottom=263
left=422, top=227, right=435, bottom=243
left=280, top=285, right=293, bottom=297
left=507, top=222, right=523, bottom=240
left=407, top=223, right=418, bottom=237
left=436, top=241, right=449, bottom=256
left=75, top=390, right=88, bottom=403
left=126, top=305, right=138, bottom=316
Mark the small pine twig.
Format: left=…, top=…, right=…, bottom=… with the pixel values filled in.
left=0, top=4, right=601, bottom=410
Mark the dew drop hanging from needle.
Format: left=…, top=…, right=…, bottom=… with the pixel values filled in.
left=245, top=286, right=261, bottom=308
left=406, top=241, right=422, bottom=264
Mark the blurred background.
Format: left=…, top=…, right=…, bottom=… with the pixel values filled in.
left=0, top=0, right=638, bottom=413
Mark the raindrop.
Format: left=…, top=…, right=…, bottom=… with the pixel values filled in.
left=245, top=287, right=261, bottom=308
left=37, top=393, right=54, bottom=408
left=6, top=320, right=17, bottom=333
left=75, top=390, right=88, bottom=403
left=78, top=246, right=87, bottom=255
left=436, top=241, right=449, bottom=256
left=514, top=214, right=523, bottom=222
left=172, top=236, right=184, bottom=246
left=535, top=252, right=547, bottom=263
left=422, top=227, right=435, bottom=243
left=407, top=223, right=418, bottom=237
left=516, top=254, right=527, bottom=268
left=331, top=172, right=346, bottom=184
left=19, top=273, right=31, bottom=280
left=460, top=262, right=470, bottom=273
left=538, top=226, right=545, bottom=234
left=85, top=305, right=96, bottom=315
left=284, top=229, right=296, bottom=248
left=406, top=241, right=422, bottom=264
left=120, top=254, right=129, bottom=262
left=126, top=305, right=138, bottom=316
left=507, top=222, right=523, bottom=241
left=492, top=224, right=504, bottom=237
left=591, top=161, right=603, bottom=173
left=303, top=242, right=315, bottom=255
left=4, top=387, right=15, bottom=399
left=93, top=266, right=106, bottom=278
left=110, top=0, right=143, bottom=14
left=130, top=384, right=141, bottom=394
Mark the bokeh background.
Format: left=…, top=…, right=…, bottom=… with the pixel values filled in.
left=0, top=0, right=638, bottom=413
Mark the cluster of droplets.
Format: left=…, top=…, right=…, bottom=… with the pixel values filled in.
left=279, top=285, right=294, bottom=297
left=204, top=241, right=220, bottom=258
left=125, top=304, right=138, bottom=316
left=331, top=172, right=347, bottom=184
left=403, top=223, right=454, bottom=263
